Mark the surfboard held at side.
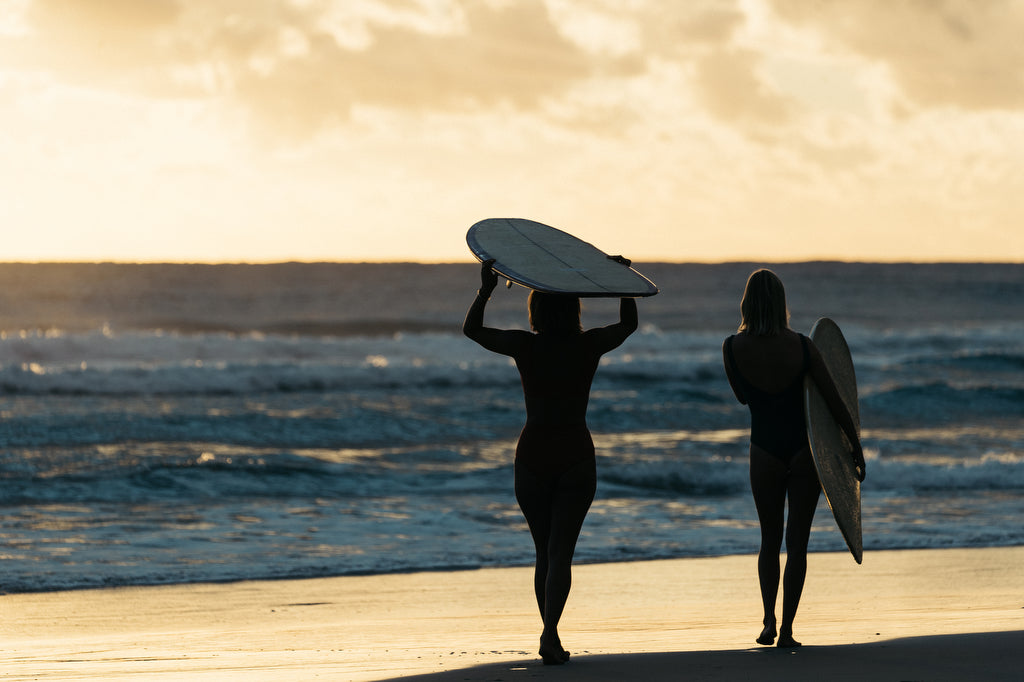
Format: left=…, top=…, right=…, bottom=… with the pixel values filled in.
left=805, top=317, right=863, bottom=564
left=466, top=218, right=659, bottom=297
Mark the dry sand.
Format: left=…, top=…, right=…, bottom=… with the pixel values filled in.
left=2, top=546, right=1021, bottom=681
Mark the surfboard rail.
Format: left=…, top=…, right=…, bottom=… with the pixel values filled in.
left=805, top=317, right=863, bottom=564
left=466, top=217, right=658, bottom=297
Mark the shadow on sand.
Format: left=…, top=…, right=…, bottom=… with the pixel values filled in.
left=380, top=630, right=1022, bottom=682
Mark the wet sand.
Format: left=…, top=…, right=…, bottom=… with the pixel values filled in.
left=2, top=546, right=1021, bottom=680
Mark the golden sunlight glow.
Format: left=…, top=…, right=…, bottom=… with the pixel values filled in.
left=1, top=0, right=1023, bottom=263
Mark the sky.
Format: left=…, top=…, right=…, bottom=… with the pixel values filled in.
left=2, top=0, right=1023, bottom=263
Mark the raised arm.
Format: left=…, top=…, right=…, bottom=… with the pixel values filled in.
left=590, top=254, right=639, bottom=351
left=807, top=341, right=866, bottom=481
left=463, top=259, right=529, bottom=357
left=463, top=259, right=497, bottom=337
left=584, top=297, right=638, bottom=354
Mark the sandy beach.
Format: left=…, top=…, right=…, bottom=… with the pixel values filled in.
left=2, top=546, right=1021, bottom=681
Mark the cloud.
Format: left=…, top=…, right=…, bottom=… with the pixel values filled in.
left=694, top=48, right=793, bottom=127
left=5, top=0, right=184, bottom=95
left=769, top=0, right=1024, bottom=110
left=639, top=0, right=745, bottom=49
left=12, top=0, right=1024, bottom=138
left=621, top=2, right=800, bottom=130
left=7, top=0, right=648, bottom=137
left=304, top=2, right=594, bottom=110
left=4, top=0, right=849, bottom=141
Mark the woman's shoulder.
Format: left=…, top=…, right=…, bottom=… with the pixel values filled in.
left=730, top=328, right=803, bottom=350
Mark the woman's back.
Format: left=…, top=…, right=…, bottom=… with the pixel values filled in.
left=516, top=333, right=604, bottom=427
left=725, top=329, right=810, bottom=461
left=728, top=329, right=806, bottom=394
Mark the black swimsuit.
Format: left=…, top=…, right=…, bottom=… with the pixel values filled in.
left=513, top=335, right=599, bottom=482
left=726, top=334, right=810, bottom=463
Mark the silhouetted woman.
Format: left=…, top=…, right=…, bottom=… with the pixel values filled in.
left=464, top=258, right=638, bottom=665
left=723, top=269, right=865, bottom=648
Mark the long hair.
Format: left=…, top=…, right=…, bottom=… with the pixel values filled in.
left=738, top=269, right=790, bottom=336
left=528, top=291, right=582, bottom=334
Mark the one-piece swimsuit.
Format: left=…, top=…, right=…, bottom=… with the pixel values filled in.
left=513, top=334, right=599, bottom=484
left=726, top=334, right=810, bottom=463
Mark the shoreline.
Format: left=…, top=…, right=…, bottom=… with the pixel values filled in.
left=2, top=546, right=1021, bottom=680
left=3, top=541, right=1023, bottom=598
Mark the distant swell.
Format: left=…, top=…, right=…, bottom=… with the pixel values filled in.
left=864, top=384, right=1024, bottom=417
left=0, top=262, right=1021, bottom=594
left=136, top=318, right=461, bottom=337
left=901, top=350, right=1024, bottom=372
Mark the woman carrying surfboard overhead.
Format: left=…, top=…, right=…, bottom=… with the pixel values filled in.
left=464, top=257, right=638, bottom=666
left=723, top=269, right=865, bottom=649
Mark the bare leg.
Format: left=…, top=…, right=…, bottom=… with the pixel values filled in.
left=538, top=461, right=594, bottom=663
left=515, top=463, right=552, bottom=621
left=750, top=445, right=786, bottom=646
left=516, top=459, right=595, bottom=664
left=778, top=448, right=821, bottom=648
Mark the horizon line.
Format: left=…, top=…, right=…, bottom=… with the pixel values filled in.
left=0, top=258, right=1022, bottom=266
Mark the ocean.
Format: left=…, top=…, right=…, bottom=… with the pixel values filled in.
left=0, top=261, right=1021, bottom=593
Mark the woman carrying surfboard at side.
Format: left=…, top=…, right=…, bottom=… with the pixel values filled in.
left=464, top=258, right=638, bottom=666
left=723, top=269, right=865, bottom=649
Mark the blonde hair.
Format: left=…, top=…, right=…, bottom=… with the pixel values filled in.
left=738, top=269, right=790, bottom=336
left=528, top=291, right=582, bottom=334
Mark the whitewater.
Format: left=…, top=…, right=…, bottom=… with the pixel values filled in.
left=0, top=261, right=1021, bottom=592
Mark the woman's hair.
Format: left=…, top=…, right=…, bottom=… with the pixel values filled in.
left=738, top=269, right=790, bottom=336
left=529, top=291, right=582, bottom=334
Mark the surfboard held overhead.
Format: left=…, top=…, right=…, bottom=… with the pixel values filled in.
left=466, top=218, right=659, bottom=297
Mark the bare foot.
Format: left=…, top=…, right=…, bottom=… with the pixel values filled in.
left=539, top=644, right=570, bottom=665
left=757, top=623, right=777, bottom=646
left=539, top=636, right=570, bottom=665
left=777, top=633, right=801, bottom=648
